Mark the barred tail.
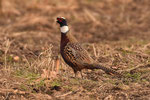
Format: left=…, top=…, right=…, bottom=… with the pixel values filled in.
left=86, top=63, right=122, bottom=76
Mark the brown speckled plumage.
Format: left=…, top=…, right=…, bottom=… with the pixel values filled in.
left=57, top=17, right=122, bottom=77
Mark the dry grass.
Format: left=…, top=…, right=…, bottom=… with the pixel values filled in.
left=0, top=0, right=150, bottom=99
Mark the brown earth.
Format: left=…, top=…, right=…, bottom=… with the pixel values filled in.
left=0, top=0, right=150, bottom=100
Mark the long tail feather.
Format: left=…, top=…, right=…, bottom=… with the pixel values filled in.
left=85, top=63, right=122, bottom=76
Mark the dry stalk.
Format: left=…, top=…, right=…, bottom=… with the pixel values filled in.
left=55, top=56, right=60, bottom=73
left=3, top=39, right=13, bottom=75
left=92, top=44, right=100, bottom=58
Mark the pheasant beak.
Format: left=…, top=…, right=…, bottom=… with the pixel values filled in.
left=56, top=17, right=59, bottom=23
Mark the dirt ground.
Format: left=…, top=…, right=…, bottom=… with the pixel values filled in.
left=0, top=0, right=150, bottom=100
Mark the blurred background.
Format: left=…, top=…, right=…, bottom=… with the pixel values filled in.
left=0, top=0, right=150, bottom=99
left=0, top=0, right=150, bottom=44
left=0, top=0, right=150, bottom=55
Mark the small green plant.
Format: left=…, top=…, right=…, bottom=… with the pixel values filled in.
left=51, top=79, right=61, bottom=87
left=125, top=72, right=141, bottom=83
left=70, top=78, right=80, bottom=85
left=15, top=70, right=40, bottom=80
left=25, top=72, right=40, bottom=80
left=34, top=79, right=45, bottom=89
left=144, top=49, right=150, bottom=55
left=106, top=79, right=118, bottom=85
left=20, top=84, right=28, bottom=91
left=63, top=85, right=72, bottom=91
left=0, top=49, right=4, bottom=56
left=15, top=70, right=25, bottom=77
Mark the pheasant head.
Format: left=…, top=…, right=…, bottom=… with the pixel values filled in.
left=57, top=17, right=69, bottom=34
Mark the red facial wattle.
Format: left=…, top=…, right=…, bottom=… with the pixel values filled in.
left=57, top=18, right=63, bottom=22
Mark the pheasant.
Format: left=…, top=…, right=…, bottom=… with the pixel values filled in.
left=57, top=17, right=122, bottom=77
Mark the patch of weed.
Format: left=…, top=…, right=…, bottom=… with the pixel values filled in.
left=63, top=85, right=73, bottom=91
left=69, top=78, right=80, bottom=85
left=106, top=79, right=117, bottom=85
left=20, top=84, right=28, bottom=91
left=15, top=70, right=39, bottom=79
left=35, top=79, right=45, bottom=88
left=51, top=79, right=61, bottom=87
left=123, top=72, right=141, bottom=84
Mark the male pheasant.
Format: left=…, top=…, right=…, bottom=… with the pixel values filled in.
left=57, top=17, right=122, bottom=77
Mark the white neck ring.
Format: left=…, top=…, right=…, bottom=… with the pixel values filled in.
left=60, top=26, right=69, bottom=33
